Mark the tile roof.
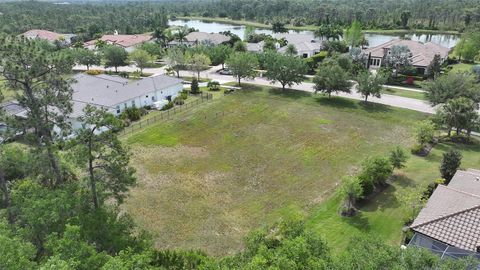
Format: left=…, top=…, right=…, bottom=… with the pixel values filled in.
left=185, top=32, right=230, bottom=45
left=22, top=29, right=74, bottom=43
left=246, top=41, right=264, bottom=52
left=364, top=39, right=449, bottom=67
left=85, top=34, right=152, bottom=48
left=411, top=170, right=480, bottom=252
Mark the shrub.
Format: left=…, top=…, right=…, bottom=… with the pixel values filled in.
left=389, top=146, right=408, bottom=169
left=174, top=96, right=185, bottom=105
left=415, top=120, right=435, bottom=147
left=358, top=156, right=393, bottom=196
left=119, top=71, right=129, bottom=78
left=143, top=105, right=152, bottom=110
left=85, top=69, right=102, bottom=75
left=440, top=150, right=462, bottom=183
left=161, top=102, right=174, bottom=111
left=207, top=81, right=221, bottom=91
left=121, top=107, right=141, bottom=121
left=179, top=91, right=188, bottom=100
left=190, top=78, right=200, bottom=94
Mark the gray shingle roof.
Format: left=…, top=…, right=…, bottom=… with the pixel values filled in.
left=411, top=169, right=480, bottom=252
left=70, top=74, right=183, bottom=117
left=185, top=32, right=230, bottom=45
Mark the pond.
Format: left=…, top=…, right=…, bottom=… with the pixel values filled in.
left=169, top=19, right=459, bottom=48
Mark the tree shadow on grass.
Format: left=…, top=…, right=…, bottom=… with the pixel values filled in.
left=393, top=174, right=417, bottom=188
left=342, top=212, right=371, bottom=232
left=267, top=87, right=312, bottom=100
left=358, top=101, right=392, bottom=113
left=315, top=96, right=358, bottom=109
left=359, top=184, right=400, bottom=212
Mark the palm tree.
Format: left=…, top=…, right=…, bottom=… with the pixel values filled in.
left=174, top=26, right=189, bottom=45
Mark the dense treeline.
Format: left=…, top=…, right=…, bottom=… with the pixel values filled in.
left=0, top=0, right=480, bottom=36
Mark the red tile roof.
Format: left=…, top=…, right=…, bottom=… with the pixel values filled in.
left=85, top=34, right=152, bottom=48
left=22, top=29, right=64, bottom=42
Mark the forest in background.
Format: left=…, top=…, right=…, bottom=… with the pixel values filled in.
left=0, top=0, right=480, bottom=36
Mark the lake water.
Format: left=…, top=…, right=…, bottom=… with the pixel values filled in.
left=169, top=19, right=459, bottom=48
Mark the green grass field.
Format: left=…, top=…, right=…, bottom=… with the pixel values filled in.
left=122, top=84, right=479, bottom=256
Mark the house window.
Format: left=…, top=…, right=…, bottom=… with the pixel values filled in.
left=151, top=96, right=155, bottom=101
left=302, top=53, right=308, bottom=58
left=131, top=100, right=135, bottom=107
left=124, top=103, right=127, bottom=109
left=116, top=106, right=120, bottom=114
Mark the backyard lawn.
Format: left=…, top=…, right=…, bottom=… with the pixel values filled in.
left=122, top=84, right=479, bottom=256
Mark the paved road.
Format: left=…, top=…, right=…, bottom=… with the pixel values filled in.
left=189, top=65, right=437, bottom=114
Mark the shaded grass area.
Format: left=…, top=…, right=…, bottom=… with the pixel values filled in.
left=307, top=139, right=480, bottom=253
left=384, top=88, right=427, bottom=100
left=123, top=84, right=430, bottom=256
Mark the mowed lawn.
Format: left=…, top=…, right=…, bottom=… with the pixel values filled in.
left=123, top=85, right=430, bottom=256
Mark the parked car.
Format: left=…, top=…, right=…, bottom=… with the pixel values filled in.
left=218, top=69, right=232, bottom=75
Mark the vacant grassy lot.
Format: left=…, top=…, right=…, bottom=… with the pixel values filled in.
left=122, top=85, right=431, bottom=255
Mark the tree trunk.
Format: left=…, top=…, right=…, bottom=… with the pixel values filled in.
left=198, top=71, right=200, bottom=80
left=222, top=63, right=225, bottom=69
left=115, top=66, right=118, bottom=73
left=238, top=77, right=241, bottom=86
left=87, top=64, right=90, bottom=71
left=176, top=70, right=180, bottom=78
left=447, top=127, right=452, bottom=137
left=89, top=157, right=99, bottom=209
left=365, top=95, right=368, bottom=102
left=282, top=84, right=286, bottom=91
left=328, top=92, right=331, bottom=98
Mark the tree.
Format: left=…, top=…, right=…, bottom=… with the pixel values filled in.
left=358, top=156, right=393, bottom=195
left=426, top=54, right=441, bottom=78
left=436, top=97, right=480, bottom=137
left=355, top=71, right=387, bottom=101
left=190, top=78, right=200, bottom=94
left=186, top=53, right=211, bottom=79
left=389, top=146, right=408, bottom=169
left=264, top=54, right=307, bottom=90
left=74, top=48, right=101, bottom=70
left=385, top=45, right=412, bottom=74
left=313, top=63, right=353, bottom=98
left=285, top=44, right=298, bottom=55
left=72, top=105, right=136, bottom=208
left=344, top=21, right=364, bottom=47
left=400, top=11, right=411, bottom=29
left=209, top=45, right=233, bottom=69
left=424, top=72, right=480, bottom=105
left=262, top=39, right=277, bottom=51
left=102, top=45, right=128, bottom=73
left=174, top=26, right=189, bottom=44
left=138, top=42, right=164, bottom=59
left=454, top=31, right=480, bottom=62
left=0, top=36, right=73, bottom=186
left=165, top=48, right=185, bottom=78
left=225, top=52, right=259, bottom=85
left=128, top=49, right=154, bottom=74
left=233, top=40, right=247, bottom=52
left=415, top=120, right=435, bottom=147
left=440, top=150, right=462, bottom=183
left=272, top=21, right=287, bottom=33
left=339, top=176, right=363, bottom=216
left=0, top=220, right=37, bottom=270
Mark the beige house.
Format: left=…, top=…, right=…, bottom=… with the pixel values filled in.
left=364, top=39, right=449, bottom=75
left=84, top=34, right=153, bottom=52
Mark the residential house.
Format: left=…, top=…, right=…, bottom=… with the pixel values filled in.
left=408, top=169, right=480, bottom=260
left=246, top=33, right=322, bottom=58
left=168, top=32, right=230, bottom=47
left=363, top=39, right=449, bottom=75
left=274, top=33, right=322, bottom=58
left=21, top=29, right=76, bottom=45
left=84, top=33, right=153, bottom=52
left=69, top=73, right=183, bottom=128
left=1, top=74, right=183, bottom=131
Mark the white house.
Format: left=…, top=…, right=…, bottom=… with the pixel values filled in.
left=246, top=33, right=322, bottom=58
left=69, top=74, right=183, bottom=129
